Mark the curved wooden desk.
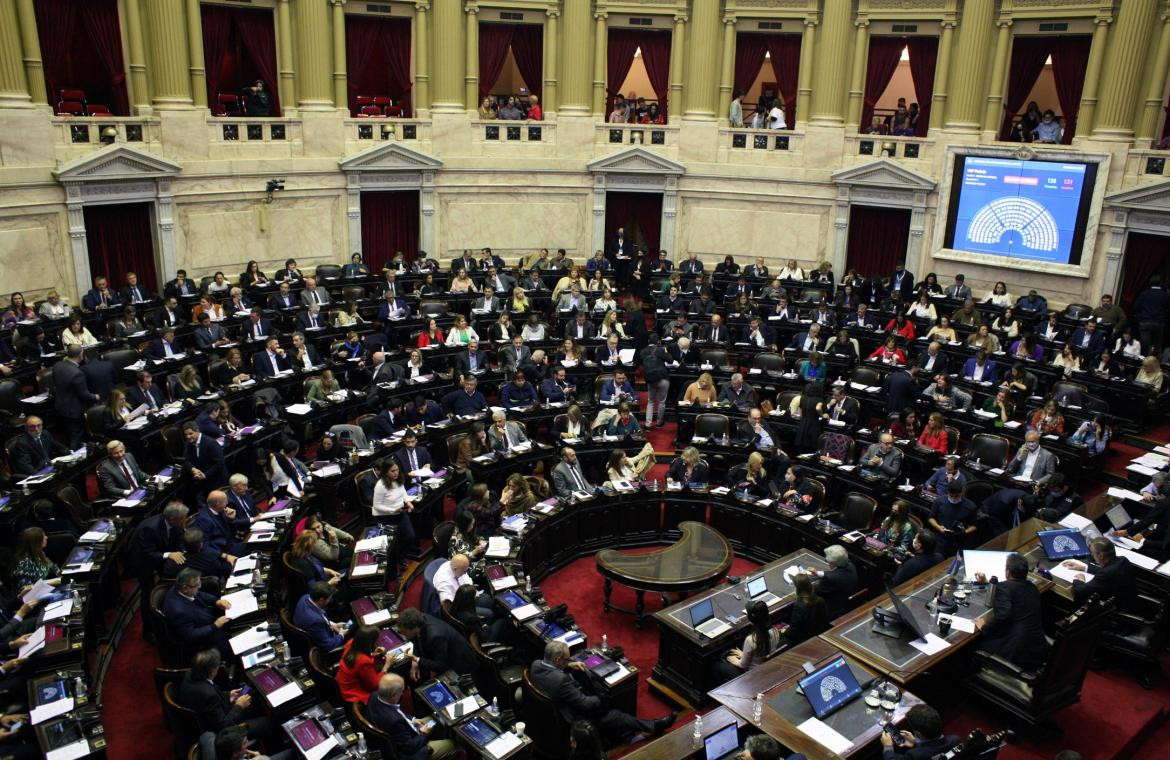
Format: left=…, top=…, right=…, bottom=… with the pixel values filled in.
left=596, top=520, right=733, bottom=628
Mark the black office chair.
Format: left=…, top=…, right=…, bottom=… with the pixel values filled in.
left=315, top=264, right=342, bottom=281
left=1050, top=381, right=1087, bottom=407
left=962, top=480, right=996, bottom=507
left=433, top=520, right=455, bottom=559
left=162, top=681, right=202, bottom=754
left=966, top=434, right=1010, bottom=469
left=342, top=285, right=367, bottom=303
left=839, top=492, right=877, bottom=531
left=1098, top=593, right=1170, bottom=689
left=278, top=607, right=314, bottom=662
left=964, top=596, right=1114, bottom=727
left=694, top=413, right=730, bottom=440
left=419, top=302, right=448, bottom=318
left=520, top=667, right=571, bottom=756
left=774, top=390, right=799, bottom=414
left=0, top=379, right=26, bottom=433
left=944, top=425, right=961, bottom=454
left=850, top=366, right=880, bottom=387
left=752, top=352, right=786, bottom=372
left=153, top=667, right=189, bottom=732
left=307, top=647, right=342, bottom=704
left=700, top=348, right=729, bottom=367
left=1062, top=304, right=1093, bottom=322
left=281, top=551, right=310, bottom=609
left=102, top=348, right=141, bottom=374
left=350, top=702, right=394, bottom=758
left=470, top=633, right=523, bottom=710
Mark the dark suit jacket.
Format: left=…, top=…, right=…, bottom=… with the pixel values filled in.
left=145, top=339, right=184, bottom=361
left=161, top=585, right=221, bottom=646
left=962, top=358, right=998, bottom=380
left=884, top=370, right=918, bottom=413
left=529, top=658, right=600, bottom=723
left=52, top=359, right=98, bottom=418
left=294, top=593, right=344, bottom=650
left=127, top=383, right=166, bottom=410
left=1069, top=328, right=1106, bottom=356
left=367, top=409, right=401, bottom=439
left=193, top=324, right=228, bottom=349
left=129, top=513, right=181, bottom=573
left=667, top=458, right=709, bottom=484
left=98, top=453, right=146, bottom=496
left=980, top=578, right=1048, bottom=669
left=155, top=306, right=184, bottom=328
left=881, top=735, right=959, bottom=760
left=243, top=318, right=276, bottom=341
left=816, top=562, right=859, bottom=617
left=9, top=432, right=69, bottom=475
left=164, top=279, right=197, bottom=299
left=119, top=284, right=152, bottom=304
left=178, top=671, right=245, bottom=732
left=184, top=433, right=228, bottom=489
left=563, top=320, right=596, bottom=340
left=83, top=288, right=121, bottom=311
left=81, top=359, right=116, bottom=398
left=395, top=446, right=433, bottom=475
left=413, top=613, right=476, bottom=676
left=252, top=349, right=291, bottom=377
left=268, top=292, right=297, bottom=310
left=917, top=350, right=949, bottom=375
left=192, top=507, right=237, bottom=553
left=1072, top=556, right=1135, bottom=608
left=892, top=552, right=945, bottom=586
left=823, top=397, right=860, bottom=426
left=452, top=350, right=489, bottom=376
left=366, top=695, right=429, bottom=760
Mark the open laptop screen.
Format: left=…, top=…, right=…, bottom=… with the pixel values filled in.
left=798, top=656, right=863, bottom=719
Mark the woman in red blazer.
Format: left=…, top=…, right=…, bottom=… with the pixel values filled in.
left=868, top=336, right=906, bottom=366
left=337, top=624, right=391, bottom=703
left=917, top=411, right=949, bottom=454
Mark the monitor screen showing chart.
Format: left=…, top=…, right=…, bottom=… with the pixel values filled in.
left=944, top=156, right=1097, bottom=265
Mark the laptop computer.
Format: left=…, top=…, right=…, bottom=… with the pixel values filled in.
left=1038, top=528, right=1091, bottom=560
left=575, top=651, right=621, bottom=678
left=688, top=598, right=733, bottom=638
left=798, top=655, right=864, bottom=719
left=1105, top=503, right=1133, bottom=531
left=703, top=722, right=741, bottom=760
left=746, top=576, right=781, bottom=607
left=960, top=550, right=1012, bottom=583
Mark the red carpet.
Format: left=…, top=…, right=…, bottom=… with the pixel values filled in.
left=102, top=614, right=169, bottom=759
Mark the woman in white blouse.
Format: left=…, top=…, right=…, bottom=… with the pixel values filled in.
left=778, top=259, right=805, bottom=281
left=61, top=317, right=97, bottom=347
left=521, top=313, right=546, bottom=341
left=1114, top=327, right=1143, bottom=360
left=556, top=404, right=589, bottom=439
left=906, top=292, right=937, bottom=322
left=371, top=459, right=417, bottom=549
left=444, top=315, right=479, bottom=346
left=984, top=281, right=1013, bottom=308
left=599, top=310, right=626, bottom=338
left=39, top=290, right=72, bottom=319
left=1052, top=345, right=1082, bottom=377
left=593, top=288, right=618, bottom=314
left=606, top=443, right=656, bottom=482
left=449, top=269, right=478, bottom=294
left=992, top=307, right=1021, bottom=339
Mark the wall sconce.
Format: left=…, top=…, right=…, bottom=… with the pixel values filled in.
left=881, top=141, right=896, bottom=157
left=99, top=126, right=118, bottom=145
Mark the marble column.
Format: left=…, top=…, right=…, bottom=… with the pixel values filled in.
left=795, top=18, right=816, bottom=126
left=294, top=0, right=333, bottom=109
left=1137, top=11, right=1170, bottom=140
left=684, top=0, right=720, bottom=118
left=981, top=20, right=1012, bottom=134
left=943, top=0, right=993, bottom=131
left=718, top=15, right=735, bottom=121
left=1092, top=0, right=1158, bottom=140
left=144, top=0, right=193, bottom=108
left=275, top=0, right=296, bottom=110
left=331, top=0, right=347, bottom=109
left=810, top=1, right=850, bottom=125
left=124, top=0, right=150, bottom=112
left=464, top=4, right=479, bottom=110
left=185, top=0, right=207, bottom=107
left=929, top=20, right=955, bottom=132
left=542, top=8, right=558, bottom=113
left=668, top=13, right=687, bottom=117
left=845, top=18, right=869, bottom=128
left=14, top=0, right=45, bottom=103
left=1077, top=15, right=1112, bottom=138
left=559, top=0, right=590, bottom=114
left=430, top=0, right=465, bottom=111
left=0, top=0, right=30, bottom=106
left=591, top=12, right=607, bottom=115
left=414, top=2, right=430, bottom=112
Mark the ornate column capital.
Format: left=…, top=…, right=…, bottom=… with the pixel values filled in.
left=594, top=11, right=607, bottom=21
left=674, top=13, right=688, bottom=24
left=414, top=1, right=430, bottom=13
left=546, top=8, right=559, bottom=19
left=996, top=19, right=1013, bottom=29
left=328, top=0, right=345, bottom=7
left=855, top=19, right=869, bottom=29
left=1094, top=14, right=1112, bottom=26
left=804, top=18, right=818, bottom=28
left=464, top=3, right=478, bottom=14
left=723, top=14, right=736, bottom=26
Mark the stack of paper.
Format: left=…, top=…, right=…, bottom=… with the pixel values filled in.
left=229, top=625, right=274, bottom=655
left=222, top=589, right=259, bottom=619
left=486, top=537, right=511, bottom=558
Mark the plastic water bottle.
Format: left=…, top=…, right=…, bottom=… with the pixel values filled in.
left=489, top=696, right=500, bottom=717
left=74, top=675, right=87, bottom=701
left=753, top=692, right=764, bottom=722
left=252, top=567, right=261, bottom=586
left=355, top=732, right=368, bottom=757
left=692, top=713, right=703, bottom=747
left=601, top=633, right=608, bottom=651
left=280, top=641, right=292, bottom=662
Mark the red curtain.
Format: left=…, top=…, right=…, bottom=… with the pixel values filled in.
left=201, top=5, right=281, bottom=116
left=998, top=36, right=1052, bottom=140
left=607, top=29, right=671, bottom=116
left=479, top=24, right=514, bottom=99
left=765, top=35, right=802, bottom=128
left=361, top=192, right=420, bottom=270
left=860, top=37, right=906, bottom=132
left=35, top=0, right=129, bottom=114
left=732, top=33, right=771, bottom=97
left=83, top=203, right=158, bottom=290
left=906, top=37, right=938, bottom=136
left=345, top=16, right=413, bottom=116
left=1120, top=233, right=1170, bottom=311
left=605, top=192, right=663, bottom=257
left=509, top=24, right=544, bottom=101
left=845, top=206, right=911, bottom=276
left=1049, top=36, right=1092, bottom=143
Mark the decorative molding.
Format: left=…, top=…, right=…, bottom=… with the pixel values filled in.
left=830, top=158, right=937, bottom=192
left=587, top=146, right=686, bottom=176
left=338, top=142, right=444, bottom=172
left=54, top=144, right=182, bottom=182
left=1105, top=179, right=1170, bottom=212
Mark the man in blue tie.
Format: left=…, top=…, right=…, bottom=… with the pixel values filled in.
left=293, top=582, right=347, bottom=650
left=226, top=473, right=259, bottom=529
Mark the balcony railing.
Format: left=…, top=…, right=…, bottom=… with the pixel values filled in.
left=207, top=117, right=301, bottom=144
left=344, top=118, right=430, bottom=144
left=52, top=116, right=160, bottom=147
left=595, top=123, right=678, bottom=148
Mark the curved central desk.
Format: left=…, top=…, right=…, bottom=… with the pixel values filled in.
left=596, top=521, right=733, bottom=627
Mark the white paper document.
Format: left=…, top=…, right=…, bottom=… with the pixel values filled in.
left=909, top=632, right=952, bottom=655
left=443, top=696, right=481, bottom=721
left=46, top=738, right=90, bottom=760
left=222, top=589, right=259, bottom=619
left=485, top=732, right=524, bottom=759
left=285, top=403, right=313, bottom=415
left=42, top=598, right=74, bottom=621
left=355, top=535, right=388, bottom=552
left=1058, top=513, right=1094, bottom=531
left=796, top=717, right=853, bottom=754
left=229, top=625, right=274, bottom=655
left=22, top=579, right=56, bottom=604
left=234, top=555, right=258, bottom=572
left=266, top=680, right=303, bottom=707
left=352, top=564, right=378, bottom=578
left=362, top=608, right=393, bottom=626
left=31, top=696, right=75, bottom=725
left=943, top=615, right=976, bottom=634
left=1049, top=565, right=1092, bottom=585
left=486, top=537, right=511, bottom=558
left=509, top=603, right=543, bottom=621
left=19, top=626, right=47, bottom=658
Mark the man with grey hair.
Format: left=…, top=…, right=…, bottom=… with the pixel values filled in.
left=1140, top=471, right=1167, bottom=501
left=487, top=410, right=528, bottom=451
left=162, top=567, right=232, bottom=654
left=1006, top=430, right=1056, bottom=485
left=98, top=439, right=147, bottom=497
left=740, top=734, right=784, bottom=760
left=860, top=433, right=903, bottom=481
left=719, top=372, right=755, bottom=412
left=129, top=499, right=190, bottom=633
left=805, top=544, right=858, bottom=617
left=366, top=673, right=458, bottom=759
left=1062, top=537, right=1136, bottom=609
left=529, top=641, right=676, bottom=747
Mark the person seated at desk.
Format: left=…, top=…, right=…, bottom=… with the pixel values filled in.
left=1062, top=537, right=1136, bottom=609
left=434, top=554, right=495, bottom=623
left=885, top=313, right=916, bottom=341
left=741, top=318, right=777, bottom=351
left=923, top=456, right=965, bottom=496
left=9, top=415, right=69, bottom=476
left=844, top=303, right=877, bottom=330
left=712, top=600, right=783, bottom=683
left=338, top=625, right=394, bottom=705
left=680, top=372, right=717, bottom=406
left=975, top=553, right=1048, bottom=669
left=555, top=404, right=591, bottom=441
left=1067, top=414, right=1111, bottom=455
left=180, top=649, right=272, bottom=738
left=860, top=433, right=903, bottom=481
left=921, top=374, right=972, bottom=412
left=962, top=350, right=998, bottom=382
left=603, top=444, right=656, bottom=484
left=162, top=527, right=233, bottom=580
left=1028, top=400, right=1065, bottom=435
left=501, top=370, right=538, bottom=409
left=787, top=323, right=824, bottom=354
left=287, top=530, right=342, bottom=588
left=1136, top=355, right=1165, bottom=392
left=820, top=386, right=858, bottom=427
left=600, top=369, right=637, bottom=405
left=888, top=409, right=918, bottom=440
left=192, top=489, right=246, bottom=558
left=441, top=375, right=488, bottom=417
left=194, top=402, right=228, bottom=438
left=1069, top=319, right=1106, bottom=360
left=366, top=674, right=461, bottom=760
left=804, top=544, right=858, bottom=617
left=397, top=607, right=477, bottom=678
left=1000, top=361, right=1037, bottom=397
left=162, top=568, right=231, bottom=656
left=824, top=329, right=858, bottom=361
left=10, top=526, right=61, bottom=592
left=553, top=447, right=597, bottom=496
left=1089, top=349, right=1124, bottom=378
left=924, top=316, right=956, bottom=343
left=869, top=336, right=906, bottom=366
left=499, top=334, right=530, bottom=373
left=917, top=411, right=949, bottom=454
left=966, top=324, right=1001, bottom=354
left=719, top=373, right=755, bottom=412
left=726, top=452, right=771, bottom=498
left=738, top=407, right=779, bottom=449
left=488, top=410, right=529, bottom=450
left=144, top=326, right=187, bottom=362
left=1115, top=496, right=1170, bottom=562
left=500, top=472, right=537, bottom=516
left=668, top=446, right=708, bottom=485
left=1052, top=345, right=1083, bottom=378
left=541, top=365, right=576, bottom=403
left=892, top=530, right=945, bottom=586
left=1006, top=431, right=1057, bottom=485
left=394, top=428, right=433, bottom=477
left=950, top=299, right=981, bottom=329
left=267, top=282, right=297, bottom=311
left=294, top=582, right=348, bottom=651
left=796, top=352, right=827, bottom=382
left=531, top=641, right=676, bottom=748
left=876, top=500, right=917, bottom=553
left=917, top=341, right=948, bottom=375
left=606, top=402, right=642, bottom=437
left=211, top=349, right=251, bottom=389
left=770, top=296, right=799, bottom=323
left=1009, top=334, right=1045, bottom=362
left=701, top=313, right=731, bottom=345
left=371, top=459, right=418, bottom=550
left=775, top=466, right=821, bottom=512
left=880, top=704, right=959, bottom=760
left=928, top=482, right=977, bottom=556
left=594, top=334, right=624, bottom=366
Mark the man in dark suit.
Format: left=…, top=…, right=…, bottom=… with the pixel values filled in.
left=293, top=583, right=347, bottom=650
left=667, top=336, right=701, bottom=365
left=155, top=297, right=184, bottom=328
left=880, top=704, right=959, bottom=760
left=52, top=346, right=100, bottom=446
left=295, top=305, right=327, bottom=332
left=702, top=314, right=730, bottom=345
left=808, top=545, right=858, bottom=617
left=889, top=264, right=915, bottom=302
left=396, top=608, right=477, bottom=678
left=787, top=324, right=824, bottom=353
left=884, top=362, right=919, bottom=414
left=500, top=335, right=532, bottom=374
left=192, top=489, right=245, bottom=557
left=163, top=270, right=198, bottom=299
left=451, top=251, right=478, bottom=272
left=243, top=308, right=275, bottom=342
left=162, top=527, right=232, bottom=580
left=917, top=342, right=948, bottom=375
left=366, top=674, right=458, bottom=760
left=1116, top=495, right=1170, bottom=562
left=1063, top=538, right=1135, bottom=609
left=127, top=370, right=166, bottom=411
left=718, top=373, right=755, bottom=412
left=394, top=429, right=433, bottom=477
left=376, top=291, right=411, bottom=321
left=976, top=553, right=1048, bottom=669
left=145, top=327, right=184, bottom=361
left=9, top=415, right=68, bottom=475
left=741, top=319, right=776, bottom=350
left=162, top=568, right=231, bottom=655
left=80, top=350, right=116, bottom=399
left=275, top=258, right=304, bottom=282
left=128, top=501, right=189, bottom=631
left=736, top=407, right=778, bottom=449
left=183, top=422, right=228, bottom=494
left=892, top=530, right=945, bottom=586
left=563, top=311, right=595, bottom=340
left=530, top=641, right=675, bottom=748
left=82, top=275, right=121, bottom=314
left=1069, top=319, right=1106, bottom=360
left=119, top=271, right=153, bottom=305
left=452, top=340, right=489, bottom=376
left=472, top=286, right=502, bottom=314
left=402, top=395, right=445, bottom=427
left=367, top=405, right=403, bottom=439
left=98, top=439, right=147, bottom=497
left=179, top=649, right=271, bottom=737
left=193, top=313, right=230, bottom=350
left=267, top=282, right=297, bottom=310
left=823, top=386, right=859, bottom=426
left=961, top=351, right=997, bottom=382
left=541, top=365, right=576, bottom=403
left=252, top=337, right=290, bottom=378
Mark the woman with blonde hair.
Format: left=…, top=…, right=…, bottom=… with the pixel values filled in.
left=1136, top=355, right=1164, bottom=391
left=552, top=265, right=586, bottom=300
left=599, top=310, right=626, bottom=338
left=449, top=268, right=478, bottom=294
left=683, top=372, right=717, bottom=404
left=444, top=314, right=479, bottom=346
left=500, top=473, right=535, bottom=516
left=172, top=364, right=204, bottom=402
left=510, top=287, right=531, bottom=313
left=39, top=290, right=72, bottom=319
left=306, top=369, right=340, bottom=401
